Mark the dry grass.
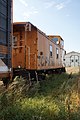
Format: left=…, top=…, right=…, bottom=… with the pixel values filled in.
left=0, top=81, right=6, bottom=94
left=0, top=74, right=80, bottom=119
left=66, top=66, right=80, bottom=74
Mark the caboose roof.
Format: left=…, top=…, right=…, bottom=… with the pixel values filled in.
left=13, top=22, right=64, bottom=47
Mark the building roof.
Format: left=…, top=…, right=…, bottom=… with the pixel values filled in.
left=66, top=51, right=80, bottom=55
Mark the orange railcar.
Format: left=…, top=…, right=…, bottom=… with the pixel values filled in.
left=13, top=22, right=65, bottom=78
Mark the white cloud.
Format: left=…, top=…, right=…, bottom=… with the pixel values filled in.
left=44, top=0, right=72, bottom=10
left=45, top=1, right=55, bottom=8
left=56, top=0, right=72, bottom=10
left=31, top=7, right=38, bottom=14
left=23, top=9, right=38, bottom=19
left=56, top=3, right=65, bottom=10
left=18, top=0, right=38, bottom=19
left=19, top=0, right=28, bottom=7
left=23, top=12, right=30, bottom=19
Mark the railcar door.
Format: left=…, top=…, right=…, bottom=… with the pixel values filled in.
left=26, top=50, right=36, bottom=70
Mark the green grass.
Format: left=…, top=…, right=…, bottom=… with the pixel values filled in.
left=0, top=73, right=80, bottom=120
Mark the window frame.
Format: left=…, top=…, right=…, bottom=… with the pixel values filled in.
left=50, top=45, right=52, bottom=57
left=13, top=36, right=17, bottom=46
left=56, top=48, right=59, bottom=59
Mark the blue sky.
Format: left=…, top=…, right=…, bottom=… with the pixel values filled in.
left=13, top=0, right=80, bottom=53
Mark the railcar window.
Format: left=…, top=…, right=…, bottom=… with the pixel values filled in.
left=40, top=51, right=43, bottom=55
left=13, top=36, right=17, bottom=46
left=60, top=40, right=64, bottom=48
left=56, top=48, right=59, bottom=59
left=50, top=45, right=52, bottom=57
left=52, top=38, right=58, bottom=44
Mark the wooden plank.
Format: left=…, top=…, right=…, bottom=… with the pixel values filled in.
left=0, top=72, right=9, bottom=78
left=0, top=45, right=8, bottom=54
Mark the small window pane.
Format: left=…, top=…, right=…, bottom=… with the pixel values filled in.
left=56, top=48, right=59, bottom=59
left=50, top=45, right=52, bottom=57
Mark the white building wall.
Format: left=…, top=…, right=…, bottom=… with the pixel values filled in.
left=63, top=52, right=80, bottom=67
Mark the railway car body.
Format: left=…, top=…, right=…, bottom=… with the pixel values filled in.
left=13, top=22, right=65, bottom=78
left=0, top=0, right=12, bottom=79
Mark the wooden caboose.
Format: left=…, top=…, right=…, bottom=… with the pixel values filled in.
left=12, top=22, right=65, bottom=76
